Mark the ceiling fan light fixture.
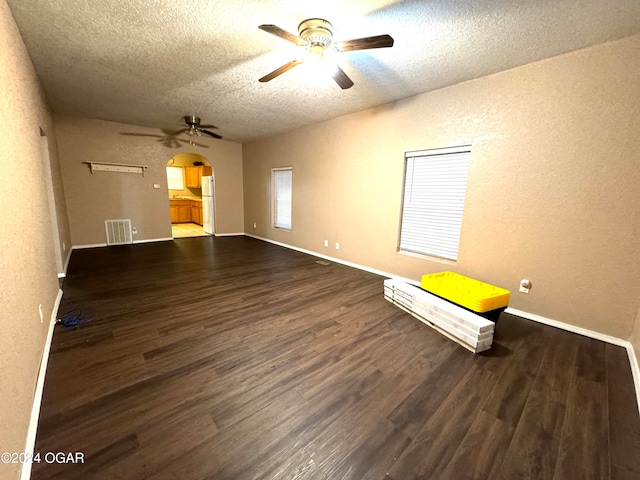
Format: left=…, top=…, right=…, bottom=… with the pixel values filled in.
left=305, top=44, right=324, bottom=64
left=304, top=45, right=338, bottom=80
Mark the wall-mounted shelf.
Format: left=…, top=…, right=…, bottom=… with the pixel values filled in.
left=84, top=161, right=149, bottom=176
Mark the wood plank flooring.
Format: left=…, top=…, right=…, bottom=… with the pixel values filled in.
left=32, top=236, right=640, bottom=480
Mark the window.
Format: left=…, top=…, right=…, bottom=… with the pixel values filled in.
left=272, top=167, right=292, bottom=229
left=399, top=145, right=471, bottom=261
left=166, top=166, right=184, bottom=190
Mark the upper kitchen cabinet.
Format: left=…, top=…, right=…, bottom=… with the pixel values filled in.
left=185, top=166, right=212, bottom=188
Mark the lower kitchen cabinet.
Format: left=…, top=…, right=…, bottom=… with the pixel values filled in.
left=170, top=200, right=192, bottom=224
left=191, top=203, right=203, bottom=225
left=170, top=199, right=203, bottom=225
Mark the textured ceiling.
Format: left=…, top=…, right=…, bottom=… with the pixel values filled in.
left=7, top=0, right=640, bottom=143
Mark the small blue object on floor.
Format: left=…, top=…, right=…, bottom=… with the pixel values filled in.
left=56, top=310, right=94, bottom=327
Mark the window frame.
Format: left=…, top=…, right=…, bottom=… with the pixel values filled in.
left=271, top=167, right=293, bottom=230
left=398, top=145, right=471, bottom=261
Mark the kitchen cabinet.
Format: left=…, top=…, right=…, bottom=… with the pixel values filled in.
left=169, top=200, right=192, bottom=224
left=184, top=165, right=212, bottom=188
left=191, top=201, right=203, bottom=225
left=170, top=199, right=203, bottom=225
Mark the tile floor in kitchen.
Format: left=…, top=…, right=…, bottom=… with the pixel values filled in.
left=171, top=223, right=210, bottom=238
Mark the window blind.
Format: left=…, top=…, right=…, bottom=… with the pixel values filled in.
left=273, top=168, right=292, bottom=229
left=166, top=166, right=184, bottom=190
left=399, top=146, right=471, bottom=260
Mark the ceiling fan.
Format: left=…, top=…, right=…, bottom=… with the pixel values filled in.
left=176, top=115, right=222, bottom=142
left=258, top=18, right=394, bottom=89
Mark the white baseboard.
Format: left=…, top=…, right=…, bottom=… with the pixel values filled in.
left=214, top=232, right=244, bottom=237
left=73, top=237, right=173, bottom=250
left=627, top=343, right=640, bottom=416
left=133, top=237, right=173, bottom=244
left=244, top=234, right=418, bottom=286
left=505, top=307, right=629, bottom=347
left=21, top=289, right=62, bottom=480
left=72, top=242, right=107, bottom=249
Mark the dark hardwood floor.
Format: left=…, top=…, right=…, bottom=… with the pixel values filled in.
left=32, top=236, right=640, bottom=480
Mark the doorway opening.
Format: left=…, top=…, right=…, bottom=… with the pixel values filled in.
left=166, top=153, right=215, bottom=238
left=40, top=128, right=65, bottom=275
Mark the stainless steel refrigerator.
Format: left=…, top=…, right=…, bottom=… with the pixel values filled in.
left=202, top=175, right=215, bottom=234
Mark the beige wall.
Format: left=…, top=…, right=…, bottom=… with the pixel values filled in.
left=244, top=34, right=640, bottom=340
left=55, top=116, right=244, bottom=246
left=0, top=1, right=71, bottom=478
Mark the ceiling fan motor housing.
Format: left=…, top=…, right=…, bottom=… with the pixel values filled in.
left=184, top=115, right=201, bottom=126
left=298, top=18, right=333, bottom=48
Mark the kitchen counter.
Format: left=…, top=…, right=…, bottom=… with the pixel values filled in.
left=169, top=196, right=202, bottom=202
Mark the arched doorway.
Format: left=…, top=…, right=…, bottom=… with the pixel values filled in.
left=166, top=153, right=215, bottom=238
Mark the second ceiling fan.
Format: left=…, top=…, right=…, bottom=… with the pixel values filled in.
left=258, top=18, right=394, bottom=89
left=177, top=115, right=222, bottom=140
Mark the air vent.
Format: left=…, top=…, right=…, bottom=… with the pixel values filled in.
left=105, top=219, right=133, bottom=245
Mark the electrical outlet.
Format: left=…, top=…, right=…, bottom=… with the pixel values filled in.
left=519, top=279, right=531, bottom=294
left=335, top=242, right=340, bottom=250
left=324, top=240, right=328, bottom=247
left=38, top=304, right=44, bottom=323
left=62, top=242, right=66, bottom=251
left=253, top=222, right=257, bottom=229
left=132, top=227, right=138, bottom=234
left=153, top=183, right=161, bottom=189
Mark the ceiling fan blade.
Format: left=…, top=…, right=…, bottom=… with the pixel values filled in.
left=174, top=128, right=188, bottom=134
left=331, top=64, right=354, bottom=90
left=335, top=34, right=394, bottom=52
left=259, top=59, right=303, bottom=83
left=201, top=129, right=222, bottom=139
left=162, top=137, right=179, bottom=148
left=198, top=124, right=218, bottom=129
left=120, top=132, right=163, bottom=138
left=259, top=24, right=306, bottom=46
